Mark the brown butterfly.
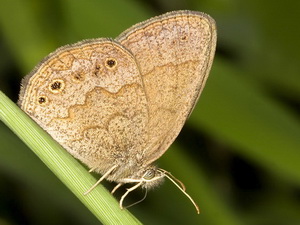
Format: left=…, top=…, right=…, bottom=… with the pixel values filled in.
left=18, top=10, right=217, bottom=213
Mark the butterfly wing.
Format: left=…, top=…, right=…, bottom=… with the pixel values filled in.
left=18, top=39, right=149, bottom=174
left=116, top=10, right=217, bottom=165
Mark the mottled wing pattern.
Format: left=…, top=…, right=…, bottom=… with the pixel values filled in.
left=18, top=39, right=149, bottom=173
left=117, top=11, right=217, bottom=165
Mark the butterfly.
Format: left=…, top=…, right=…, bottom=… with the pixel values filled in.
left=18, top=10, right=217, bottom=213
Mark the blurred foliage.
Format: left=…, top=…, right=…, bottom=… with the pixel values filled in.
left=0, top=0, right=300, bottom=224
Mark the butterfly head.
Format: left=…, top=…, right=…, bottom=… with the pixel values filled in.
left=140, top=167, right=165, bottom=189
left=121, top=165, right=165, bottom=189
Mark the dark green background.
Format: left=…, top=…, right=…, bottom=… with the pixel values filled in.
left=0, top=0, right=300, bottom=224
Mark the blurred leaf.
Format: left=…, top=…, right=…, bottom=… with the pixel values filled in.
left=0, top=0, right=57, bottom=72
left=192, top=58, right=300, bottom=184
left=61, top=0, right=152, bottom=40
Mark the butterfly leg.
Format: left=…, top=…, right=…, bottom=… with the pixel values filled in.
left=84, top=165, right=118, bottom=195
left=88, top=168, right=96, bottom=173
left=119, top=182, right=143, bottom=209
left=111, top=183, right=123, bottom=194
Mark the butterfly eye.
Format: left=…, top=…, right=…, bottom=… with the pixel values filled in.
left=143, top=169, right=156, bottom=180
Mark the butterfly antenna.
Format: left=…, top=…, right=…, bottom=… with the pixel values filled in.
left=159, top=168, right=186, bottom=191
left=159, top=169, right=200, bottom=214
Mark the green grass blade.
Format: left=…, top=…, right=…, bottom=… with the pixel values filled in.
left=0, top=91, right=142, bottom=225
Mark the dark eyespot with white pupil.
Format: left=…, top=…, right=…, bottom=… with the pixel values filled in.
left=105, top=58, right=117, bottom=69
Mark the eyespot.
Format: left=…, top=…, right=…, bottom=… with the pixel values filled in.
left=37, top=96, right=48, bottom=105
left=49, top=79, right=65, bottom=93
left=105, top=58, right=117, bottom=69
left=143, top=169, right=156, bottom=180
